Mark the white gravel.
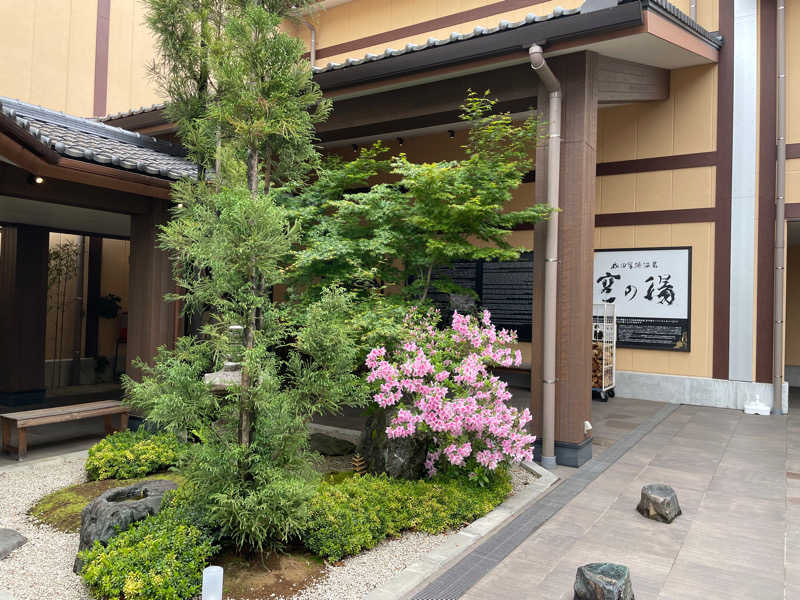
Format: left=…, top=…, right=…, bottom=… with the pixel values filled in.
left=0, top=454, right=90, bottom=600
left=0, top=454, right=537, bottom=600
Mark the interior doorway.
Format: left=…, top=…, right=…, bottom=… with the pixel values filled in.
left=785, top=221, right=800, bottom=409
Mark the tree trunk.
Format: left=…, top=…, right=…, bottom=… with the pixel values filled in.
left=246, top=147, right=259, bottom=196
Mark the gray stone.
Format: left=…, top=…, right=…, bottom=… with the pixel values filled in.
left=636, top=483, right=682, bottom=524
left=0, top=529, right=27, bottom=560
left=360, top=407, right=429, bottom=480
left=310, top=432, right=356, bottom=456
left=203, top=362, right=241, bottom=393
left=574, top=563, right=634, bottom=600
left=73, top=479, right=177, bottom=573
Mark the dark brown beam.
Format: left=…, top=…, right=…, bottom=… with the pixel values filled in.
left=0, top=162, right=153, bottom=215
left=84, top=236, right=103, bottom=357
left=319, top=64, right=538, bottom=140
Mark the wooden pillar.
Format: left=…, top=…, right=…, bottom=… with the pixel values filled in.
left=0, top=225, right=49, bottom=405
left=532, top=52, right=598, bottom=467
left=126, top=200, right=175, bottom=380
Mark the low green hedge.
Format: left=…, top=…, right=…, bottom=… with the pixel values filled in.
left=78, top=492, right=216, bottom=600
left=303, top=470, right=511, bottom=561
left=85, top=429, right=183, bottom=481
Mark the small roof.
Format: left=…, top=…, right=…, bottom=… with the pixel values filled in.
left=0, top=97, right=196, bottom=180
left=311, top=0, right=721, bottom=75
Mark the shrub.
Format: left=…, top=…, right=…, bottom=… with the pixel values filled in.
left=303, top=470, right=511, bottom=561
left=78, top=492, right=216, bottom=600
left=366, top=308, right=535, bottom=480
left=85, top=429, right=183, bottom=481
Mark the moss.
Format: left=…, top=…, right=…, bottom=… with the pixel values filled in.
left=29, top=472, right=184, bottom=533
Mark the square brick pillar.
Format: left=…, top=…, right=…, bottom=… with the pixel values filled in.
left=126, top=200, right=176, bottom=380
left=531, top=51, right=598, bottom=467
left=0, top=225, right=49, bottom=406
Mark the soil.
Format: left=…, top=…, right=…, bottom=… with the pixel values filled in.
left=217, top=550, right=326, bottom=599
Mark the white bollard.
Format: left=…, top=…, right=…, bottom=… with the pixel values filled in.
left=202, top=565, right=224, bottom=600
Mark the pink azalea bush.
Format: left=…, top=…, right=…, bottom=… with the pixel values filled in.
left=365, top=308, right=535, bottom=479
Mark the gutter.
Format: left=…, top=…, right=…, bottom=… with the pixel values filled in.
left=774, top=0, right=786, bottom=414
left=304, top=20, right=317, bottom=65
left=529, top=44, right=561, bottom=469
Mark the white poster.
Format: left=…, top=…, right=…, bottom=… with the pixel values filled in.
left=593, top=247, right=691, bottom=351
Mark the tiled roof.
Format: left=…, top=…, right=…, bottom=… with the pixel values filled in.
left=100, top=103, right=166, bottom=123
left=311, top=0, right=722, bottom=75
left=0, top=97, right=196, bottom=180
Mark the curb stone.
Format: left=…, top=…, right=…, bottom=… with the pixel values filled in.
left=366, top=461, right=558, bottom=600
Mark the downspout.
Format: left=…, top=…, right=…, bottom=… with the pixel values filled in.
left=304, top=20, right=317, bottom=66
left=690, top=0, right=697, bottom=21
left=529, top=45, right=561, bottom=469
left=774, top=0, right=786, bottom=414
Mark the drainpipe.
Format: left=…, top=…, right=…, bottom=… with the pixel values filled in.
left=529, top=45, right=561, bottom=469
left=774, top=0, right=787, bottom=414
left=690, top=0, right=697, bottom=21
left=304, top=20, right=317, bottom=66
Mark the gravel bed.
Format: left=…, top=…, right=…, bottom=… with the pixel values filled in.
left=0, top=455, right=90, bottom=600
left=0, top=453, right=537, bottom=600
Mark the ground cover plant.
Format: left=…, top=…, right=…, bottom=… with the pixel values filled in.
left=85, top=429, right=184, bottom=481
left=303, top=470, right=511, bottom=561
left=77, top=490, right=215, bottom=600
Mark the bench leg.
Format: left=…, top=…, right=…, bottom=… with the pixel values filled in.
left=1, top=419, right=9, bottom=454
left=120, top=413, right=129, bottom=432
left=104, top=414, right=113, bottom=435
left=17, top=428, right=26, bottom=461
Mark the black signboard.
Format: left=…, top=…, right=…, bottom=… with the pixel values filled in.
left=429, top=253, right=533, bottom=342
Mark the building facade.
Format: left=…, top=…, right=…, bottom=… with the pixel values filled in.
left=0, top=0, right=796, bottom=466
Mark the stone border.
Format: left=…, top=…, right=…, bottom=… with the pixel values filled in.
left=366, top=460, right=558, bottom=600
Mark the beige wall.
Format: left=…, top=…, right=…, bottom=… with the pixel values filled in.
left=106, top=0, right=162, bottom=115
left=595, top=223, right=716, bottom=378
left=0, top=0, right=98, bottom=116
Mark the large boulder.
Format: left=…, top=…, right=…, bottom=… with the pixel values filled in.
left=636, top=483, right=681, bottom=524
left=360, top=407, right=429, bottom=480
left=310, top=433, right=356, bottom=456
left=73, top=479, right=177, bottom=573
left=574, top=563, right=634, bottom=600
left=0, top=528, right=27, bottom=560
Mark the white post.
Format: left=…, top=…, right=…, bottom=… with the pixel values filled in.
left=202, top=566, right=224, bottom=600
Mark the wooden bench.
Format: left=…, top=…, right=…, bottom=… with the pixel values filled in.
left=0, top=400, right=129, bottom=461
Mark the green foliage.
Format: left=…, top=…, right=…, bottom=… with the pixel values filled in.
left=122, top=337, right=217, bottom=436
left=303, top=470, right=512, bottom=561
left=85, top=430, right=184, bottom=481
left=78, top=492, right=216, bottom=600
left=288, top=91, right=554, bottom=302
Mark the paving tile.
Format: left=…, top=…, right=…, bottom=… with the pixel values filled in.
left=658, top=557, right=784, bottom=600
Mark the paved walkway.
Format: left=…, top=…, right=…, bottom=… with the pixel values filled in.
left=453, top=402, right=797, bottom=600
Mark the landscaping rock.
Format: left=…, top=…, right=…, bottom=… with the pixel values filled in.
left=636, top=483, right=681, bottom=524
left=574, top=562, right=634, bottom=600
left=0, top=529, right=27, bottom=560
left=360, top=407, right=429, bottom=480
left=311, top=432, right=356, bottom=456
left=73, top=479, right=177, bottom=573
